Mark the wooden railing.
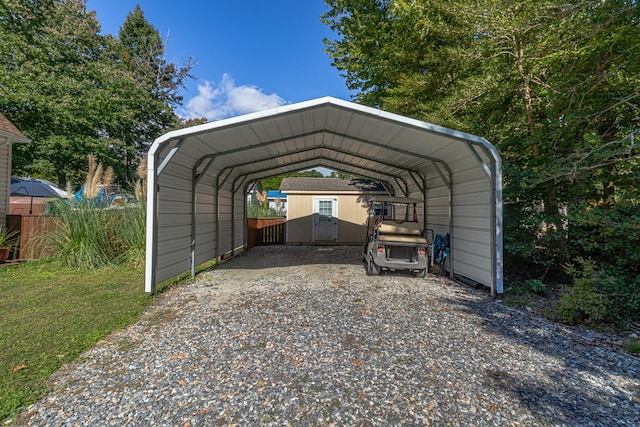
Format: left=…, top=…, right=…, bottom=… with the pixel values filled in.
left=6, top=215, right=286, bottom=260
left=247, top=217, right=286, bottom=249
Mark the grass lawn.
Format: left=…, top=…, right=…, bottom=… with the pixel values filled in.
left=0, top=261, right=150, bottom=422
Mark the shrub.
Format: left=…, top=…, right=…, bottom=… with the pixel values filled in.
left=525, top=279, right=548, bottom=295
left=555, top=278, right=611, bottom=326
left=626, top=340, right=640, bottom=355
left=247, top=204, right=284, bottom=218
left=44, top=199, right=145, bottom=269
left=555, top=257, right=640, bottom=329
left=119, top=202, right=146, bottom=267
left=568, top=203, right=640, bottom=277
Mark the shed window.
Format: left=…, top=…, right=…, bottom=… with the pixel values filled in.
left=318, top=200, right=333, bottom=220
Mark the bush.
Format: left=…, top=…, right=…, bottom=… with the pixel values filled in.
left=44, top=199, right=145, bottom=269
left=569, top=203, right=640, bottom=277
left=555, top=257, right=640, bottom=329
left=555, top=278, right=612, bottom=326
left=503, top=201, right=568, bottom=275
left=525, top=279, right=548, bottom=295
left=247, top=204, right=284, bottom=218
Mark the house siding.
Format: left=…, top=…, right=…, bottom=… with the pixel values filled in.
left=0, top=144, right=10, bottom=226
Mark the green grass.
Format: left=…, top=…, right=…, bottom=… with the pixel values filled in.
left=0, top=261, right=150, bottom=422
left=626, top=340, right=640, bottom=355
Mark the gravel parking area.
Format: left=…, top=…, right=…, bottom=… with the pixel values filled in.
left=17, top=246, right=640, bottom=426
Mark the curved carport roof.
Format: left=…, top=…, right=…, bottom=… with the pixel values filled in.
left=145, top=97, right=503, bottom=296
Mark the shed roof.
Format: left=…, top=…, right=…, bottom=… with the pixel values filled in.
left=280, top=177, right=386, bottom=193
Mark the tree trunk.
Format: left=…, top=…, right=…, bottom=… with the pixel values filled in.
left=603, top=165, right=616, bottom=208
left=515, top=40, right=560, bottom=219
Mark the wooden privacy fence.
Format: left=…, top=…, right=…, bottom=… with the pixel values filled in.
left=247, top=217, right=286, bottom=249
left=6, top=215, right=60, bottom=260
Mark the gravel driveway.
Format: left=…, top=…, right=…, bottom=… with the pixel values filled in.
left=17, top=246, right=640, bottom=426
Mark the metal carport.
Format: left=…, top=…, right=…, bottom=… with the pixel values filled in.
left=145, top=97, right=503, bottom=296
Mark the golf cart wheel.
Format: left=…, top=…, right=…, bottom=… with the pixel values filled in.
left=367, top=256, right=380, bottom=276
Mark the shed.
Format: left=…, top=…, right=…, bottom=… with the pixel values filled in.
left=145, top=97, right=503, bottom=296
left=279, top=177, right=385, bottom=244
left=0, top=113, right=31, bottom=226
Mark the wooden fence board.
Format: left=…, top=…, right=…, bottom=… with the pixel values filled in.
left=247, top=217, right=286, bottom=249
left=6, top=215, right=59, bottom=260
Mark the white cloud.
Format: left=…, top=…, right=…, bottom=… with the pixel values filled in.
left=184, top=74, right=286, bottom=121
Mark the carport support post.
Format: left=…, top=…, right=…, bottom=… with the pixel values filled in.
left=190, top=168, right=197, bottom=278
left=214, top=172, right=220, bottom=260
left=145, top=152, right=159, bottom=293
left=231, top=175, right=248, bottom=254
left=422, top=175, right=428, bottom=237
left=492, top=154, right=504, bottom=297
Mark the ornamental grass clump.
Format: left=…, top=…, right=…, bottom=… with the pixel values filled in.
left=46, top=198, right=125, bottom=268
left=44, top=154, right=146, bottom=269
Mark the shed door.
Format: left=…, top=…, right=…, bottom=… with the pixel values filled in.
left=313, top=198, right=338, bottom=242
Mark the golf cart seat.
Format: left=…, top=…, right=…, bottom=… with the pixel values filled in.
left=378, top=222, right=422, bottom=236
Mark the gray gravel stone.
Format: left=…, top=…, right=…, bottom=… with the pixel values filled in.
left=15, top=246, right=640, bottom=426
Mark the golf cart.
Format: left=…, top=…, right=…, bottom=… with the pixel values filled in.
left=363, top=196, right=432, bottom=277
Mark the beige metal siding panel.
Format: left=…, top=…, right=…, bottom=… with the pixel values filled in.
left=454, top=261, right=491, bottom=287
left=217, top=183, right=234, bottom=254
left=195, top=222, right=215, bottom=262
left=454, top=166, right=490, bottom=185
left=155, top=222, right=191, bottom=284
left=194, top=241, right=215, bottom=265
left=157, top=224, right=191, bottom=242
left=158, top=212, right=191, bottom=227
left=217, top=220, right=233, bottom=253
left=286, top=194, right=313, bottom=243
left=155, top=168, right=193, bottom=283
left=194, top=184, right=216, bottom=264
left=336, top=194, right=369, bottom=243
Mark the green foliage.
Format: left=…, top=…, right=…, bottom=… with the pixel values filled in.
left=626, top=340, right=640, bottom=355
left=503, top=201, right=568, bottom=270
left=568, top=203, right=640, bottom=276
left=555, top=257, right=640, bottom=329
left=0, top=263, right=148, bottom=422
left=555, top=279, right=612, bottom=327
left=114, top=5, right=196, bottom=181
left=0, top=0, right=195, bottom=186
left=121, top=202, right=147, bottom=267
left=525, top=279, right=547, bottom=295
left=0, top=226, right=19, bottom=249
left=44, top=199, right=145, bottom=269
left=323, top=1, right=640, bottom=327
left=247, top=204, right=284, bottom=218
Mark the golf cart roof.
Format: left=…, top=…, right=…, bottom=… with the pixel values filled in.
left=370, top=196, right=423, bottom=205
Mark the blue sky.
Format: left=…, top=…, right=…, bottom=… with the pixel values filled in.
left=86, top=0, right=353, bottom=121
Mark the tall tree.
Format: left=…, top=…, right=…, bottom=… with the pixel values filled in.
left=322, top=0, right=640, bottom=269
left=0, top=0, right=142, bottom=186
left=115, top=5, right=196, bottom=180
left=0, top=1, right=196, bottom=186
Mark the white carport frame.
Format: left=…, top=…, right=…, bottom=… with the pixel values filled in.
left=145, top=97, right=503, bottom=296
